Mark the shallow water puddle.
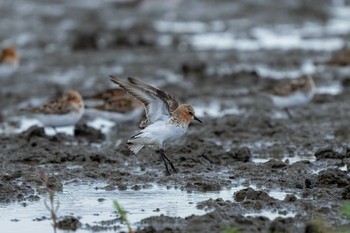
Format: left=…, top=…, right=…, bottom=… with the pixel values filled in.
left=0, top=117, right=115, bottom=136
left=252, top=155, right=316, bottom=164
left=188, top=32, right=344, bottom=51
left=0, top=183, right=294, bottom=232
left=0, top=117, right=74, bottom=136
left=0, top=183, right=233, bottom=233
left=187, top=4, right=350, bottom=52
left=241, top=140, right=317, bottom=164
left=316, top=82, right=343, bottom=95
left=245, top=210, right=296, bottom=220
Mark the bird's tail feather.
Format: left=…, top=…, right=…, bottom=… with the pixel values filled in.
left=128, top=143, right=144, bottom=154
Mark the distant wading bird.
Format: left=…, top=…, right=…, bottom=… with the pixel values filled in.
left=23, top=90, right=84, bottom=131
left=264, top=75, right=316, bottom=118
left=110, top=76, right=202, bottom=175
left=84, top=88, right=144, bottom=122
left=0, top=46, right=19, bottom=76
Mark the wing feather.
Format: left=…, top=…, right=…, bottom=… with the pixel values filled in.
left=110, top=76, right=170, bottom=123
left=128, top=77, right=179, bottom=112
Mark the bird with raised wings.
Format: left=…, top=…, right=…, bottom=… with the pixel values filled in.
left=110, top=76, right=202, bottom=175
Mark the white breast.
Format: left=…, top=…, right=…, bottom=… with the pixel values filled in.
left=139, top=120, right=187, bottom=145
left=271, top=91, right=314, bottom=108
left=36, top=110, right=84, bottom=127
left=0, top=63, right=18, bottom=77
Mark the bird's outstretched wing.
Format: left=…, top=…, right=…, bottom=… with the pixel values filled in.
left=127, top=77, right=179, bottom=112
left=110, top=76, right=172, bottom=124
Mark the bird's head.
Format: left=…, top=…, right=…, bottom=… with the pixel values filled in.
left=178, top=104, right=202, bottom=124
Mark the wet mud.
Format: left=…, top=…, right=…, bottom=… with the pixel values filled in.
left=1, top=0, right=350, bottom=232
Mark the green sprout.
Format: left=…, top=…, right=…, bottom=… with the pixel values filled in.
left=221, top=227, right=241, bottom=233
left=341, top=202, right=350, bottom=219
left=113, top=200, right=134, bottom=233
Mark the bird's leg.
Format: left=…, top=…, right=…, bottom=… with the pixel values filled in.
left=160, top=148, right=177, bottom=174
left=284, top=108, right=293, bottom=119
left=52, top=126, right=58, bottom=134
left=160, top=149, right=171, bottom=175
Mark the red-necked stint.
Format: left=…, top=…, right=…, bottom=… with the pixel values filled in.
left=0, top=46, right=19, bottom=76
left=84, top=87, right=144, bottom=122
left=24, top=90, right=84, bottom=129
left=110, top=76, right=202, bottom=175
left=264, top=75, right=315, bottom=118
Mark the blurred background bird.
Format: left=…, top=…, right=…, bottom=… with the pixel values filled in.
left=22, top=90, right=84, bottom=131
left=0, top=46, right=19, bottom=76
left=84, top=87, right=144, bottom=123
left=262, top=75, right=316, bottom=118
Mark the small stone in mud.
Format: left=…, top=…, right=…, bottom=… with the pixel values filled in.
left=284, top=194, right=297, bottom=202
left=316, top=168, right=349, bottom=188
left=227, top=147, right=252, bottom=162
left=74, top=124, right=105, bottom=142
left=234, top=188, right=275, bottom=202
left=118, top=184, right=127, bottom=191
left=305, top=179, right=316, bottom=189
left=131, top=185, right=142, bottom=190
left=342, top=78, right=350, bottom=87
left=23, top=126, right=46, bottom=141
left=181, top=60, right=207, bottom=75
left=34, top=216, right=48, bottom=221
left=28, top=195, right=40, bottom=202
left=342, top=185, right=350, bottom=200
left=295, top=183, right=304, bottom=189
left=269, top=217, right=295, bottom=233
left=314, top=148, right=346, bottom=160
left=265, top=160, right=287, bottom=168
left=71, top=32, right=98, bottom=51
left=57, top=216, right=81, bottom=231
left=104, top=185, right=116, bottom=191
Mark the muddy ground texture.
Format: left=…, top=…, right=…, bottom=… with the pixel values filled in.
left=1, top=0, right=350, bottom=232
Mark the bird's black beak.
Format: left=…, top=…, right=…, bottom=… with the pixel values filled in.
left=194, top=115, right=203, bottom=123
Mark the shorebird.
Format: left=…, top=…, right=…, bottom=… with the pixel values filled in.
left=84, top=88, right=144, bottom=122
left=23, top=90, right=84, bottom=130
left=110, top=76, right=202, bottom=175
left=0, top=46, right=19, bottom=76
left=264, top=75, right=316, bottom=118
